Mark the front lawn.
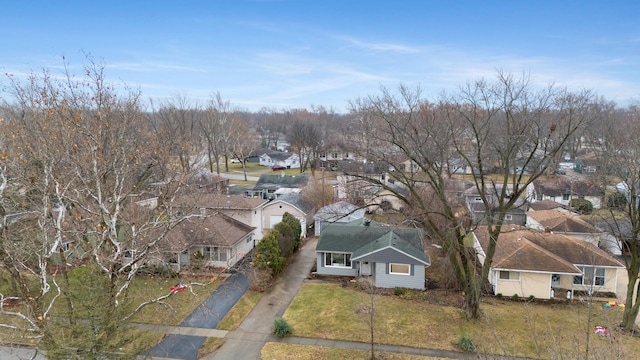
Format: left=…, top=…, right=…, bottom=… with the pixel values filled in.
left=283, top=282, right=640, bottom=359
left=261, top=343, right=450, bottom=360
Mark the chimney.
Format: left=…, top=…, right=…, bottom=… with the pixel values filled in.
left=544, top=227, right=551, bottom=234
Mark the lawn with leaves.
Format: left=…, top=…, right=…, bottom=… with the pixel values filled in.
left=283, top=282, right=640, bottom=359
left=128, top=275, right=220, bottom=325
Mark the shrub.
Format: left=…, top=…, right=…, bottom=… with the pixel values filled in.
left=607, top=192, right=627, bottom=209
left=394, top=287, right=409, bottom=296
left=512, top=294, right=520, bottom=301
left=496, top=293, right=503, bottom=299
left=527, top=295, right=535, bottom=302
left=272, top=318, right=292, bottom=338
left=455, top=334, right=477, bottom=352
left=569, top=198, right=593, bottom=214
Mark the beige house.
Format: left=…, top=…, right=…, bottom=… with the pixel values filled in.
left=172, top=192, right=269, bottom=241
left=473, top=227, right=626, bottom=301
left=162, top=212, right=256, bottom=270
left=261, top=192, right=314, bottom=237
left=526, top=209, right=603, bottom=243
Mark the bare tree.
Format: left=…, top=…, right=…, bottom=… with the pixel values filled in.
left=149, top=92, right=203, bottom=173
left=200, top=92, right=234, bottom=173
left=228, top=114, right=260, bottom=181
left=287, top=110, right=322, bottom=174
left=349, top=73, right=594, bottom=319
left=0, top=59, right=202, bottom=357
left=593, top=104, right=640, bottom=332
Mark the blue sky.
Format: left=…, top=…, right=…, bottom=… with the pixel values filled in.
left=1, top=1, right=639, bottom=112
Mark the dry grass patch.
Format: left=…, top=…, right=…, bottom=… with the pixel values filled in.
left=129, top=276, right=220, bottom=325
left=261, top=343, right=450, bottom=360
left=284, top=283, right=640, bottom=359
left=197, top=337, right=225, bottom=358
left=217, top=290, right=263, bottom=330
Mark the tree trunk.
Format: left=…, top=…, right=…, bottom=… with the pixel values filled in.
left=621, top=266, right=640, bottom=331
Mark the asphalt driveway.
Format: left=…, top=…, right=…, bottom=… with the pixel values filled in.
left=146, top=272, right=250, bottom=360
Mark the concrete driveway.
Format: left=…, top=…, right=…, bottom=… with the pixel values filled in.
left=204, top=237, right=318, bottom=360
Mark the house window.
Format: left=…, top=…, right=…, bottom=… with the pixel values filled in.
left=320, top=153, right=326, bottom=158
left=504, top=214, right=513, bottom=221
left=499, top=271, right=520, bottom=280
left=562, top=194, right=570, bottom=201
left=389, top=263, right=410, bottom=275
left=345, top=153, right=350, bottom=158
left=573, top=266, right=605, bottom=286
left=332, top=153, right=338, bottom=159
left=536, top=193, right=543, bottom=201
left=552, top=274, right=561, bottom=286
left=208, top=246, right=228, bottom=262
left=325, top=253, right=351, bottom=267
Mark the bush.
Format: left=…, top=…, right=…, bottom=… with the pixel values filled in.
left=608, top=192, right=627, bottom=209
left=394, top=287, right=409, bottom=296
left=496, top=293, right=503, bottom=299
left=455, top=334, right=477, bottom=352
left=272, top=318, right=292, bottom=338
left=527, top=295, right=535, bottom=302
left=569, top=198, right=593, bottom=214
left=512, top=294, right=520, bottom=301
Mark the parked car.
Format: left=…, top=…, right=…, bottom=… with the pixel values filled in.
left=230, top=158, right=242, bottom=163
left=272, top=165, right=287, bottom=171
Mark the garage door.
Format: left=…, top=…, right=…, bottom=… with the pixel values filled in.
left=270, top=215, right=307, bottom=237
left=270, top=215, right=283, bottom=228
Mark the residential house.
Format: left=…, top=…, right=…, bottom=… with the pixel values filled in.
left=259, top=150, right=300, bottom=169
left=162, top=212, right=256, bottom=271
left=261, top=192, right=315, bottom=237
left=244, top=173, right=309, bottom=200
left=335, top=173, right=406, bottom=214
left=528, top=179, right=604, bottom=209
left=174, top=192, right=269, bottom=241
left=185, top=169, right=230, bottom=192
left=527, top=199, right=568, bottom=212
left=463, top=185, right=527, bottom=225
left=473, top=227, right=626, bottom=300
left=526, top=209, right=605, bottom=247
left=315, top=219, right=431, bottom=290
left=314, top=201, right=366, bottom=236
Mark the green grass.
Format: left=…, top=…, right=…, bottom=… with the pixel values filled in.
left=217, top=291, right=263, bottom=330
left=283, top=283, right=640, bottom=359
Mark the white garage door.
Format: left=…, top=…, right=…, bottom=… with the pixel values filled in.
left=270, top=215, right=283, bottom=228
left=270, top=215, right=307, bottom=237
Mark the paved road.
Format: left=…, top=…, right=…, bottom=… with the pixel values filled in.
left=146, top=272, right=250, bottom=360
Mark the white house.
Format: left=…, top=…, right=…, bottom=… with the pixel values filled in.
left=259, top=150, right=300, bottom=169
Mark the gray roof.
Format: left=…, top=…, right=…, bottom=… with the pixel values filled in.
left=314, top=201, right=365, bottom=222
left=270, top=192, right=315, bottom=215
left=316, top=219, right=429, bottom=264
left=261, top=150, right=296, bottom=161
left=255, top=174, right=309, bottom=188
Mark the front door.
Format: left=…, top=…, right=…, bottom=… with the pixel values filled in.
left=360, top=261, right=371, bottom=276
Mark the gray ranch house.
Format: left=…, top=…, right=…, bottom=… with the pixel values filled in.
left=315, top=219, right=431, bottom=290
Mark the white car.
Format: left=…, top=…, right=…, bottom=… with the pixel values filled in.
left=230, top=158, right=242, bottom=163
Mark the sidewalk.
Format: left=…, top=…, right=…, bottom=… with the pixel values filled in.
left=202, top=237, right=319, bottom=359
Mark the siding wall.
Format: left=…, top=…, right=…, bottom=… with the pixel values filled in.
left=374, top=263, right=425, bottom=290
left=494, top=271, right=552, bottom=299
left=316, top=252, right=357, bottom=276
